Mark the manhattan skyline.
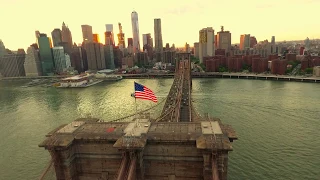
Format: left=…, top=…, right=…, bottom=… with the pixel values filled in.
left=1, top=0, right=319, bottom=51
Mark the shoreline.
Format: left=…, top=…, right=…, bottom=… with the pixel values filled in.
left=1, top=72, right=319, bottom=83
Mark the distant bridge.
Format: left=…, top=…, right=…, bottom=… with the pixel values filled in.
left=39, top=53, right=237, bottom=180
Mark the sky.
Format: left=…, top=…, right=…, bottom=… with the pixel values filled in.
left=0, top=0, right=319, bottom=51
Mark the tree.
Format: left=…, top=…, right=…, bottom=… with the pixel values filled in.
left=199, top=63, right=206, bottom=71
left=305, top=68, right=313, bottom=74
left=218, top=66, right=228, bottom=72
left=190, top=56, right=200, bottom=64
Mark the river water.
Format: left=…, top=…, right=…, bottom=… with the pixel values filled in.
left=0, top=78, right=319, bottom=180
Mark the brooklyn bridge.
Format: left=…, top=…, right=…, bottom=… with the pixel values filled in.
left=39, top=53, right=238, bottom=180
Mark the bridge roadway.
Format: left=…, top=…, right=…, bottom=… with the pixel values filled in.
left=39, top=56, right=238, bottom=180
left=158, top=59, right=192, bottom=122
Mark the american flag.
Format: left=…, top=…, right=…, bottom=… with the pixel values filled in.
left=133, top=82, right=157, bottom=103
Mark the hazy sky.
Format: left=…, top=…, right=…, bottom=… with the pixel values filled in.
left=0, top=0, right=319, bottom=51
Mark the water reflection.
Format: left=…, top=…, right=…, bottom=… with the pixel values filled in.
left=0, top=88, right=20, bottom=112
left=42, top=88, right=64, bottom=111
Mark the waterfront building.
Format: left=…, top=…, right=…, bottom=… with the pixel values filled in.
left=131, top=11, right=140, bottom=53
left=0, top=50, right=26, bottom=77
left=136, top=52, right=148, bottom=67
left=24, top=46, right=42, bottom=76
left=240, top=34, right=251, bottom=50
left=51, top=29, right=62, bottom=47
left=154, top=18, right=163, bottom=62
left=81, top=25, right=93, bottom=43
left=216, top=26, right=231, bottom=54
left=199, top=27, right=215, bottom=63
left=313, top=66, right=320, bottom=77
left=70, top=46, right=87, bottom=73
left=83, top=42, right=105, bottom=70
left=0, top=40, right=7, bottom=58
left=163, top=51, right=176, bottom=64
left=104, top=45, right=115, bottom=69
left=121, top=55, right=134, bottom=68
left=113, top=46, right=124, bottom=68
left=38, top=33, right=54, bottom=76
left=61, top=22, right=73, bottom=54
left=52, top=47, right=68, bottom=74
left=65, top=53, right=71, bottom=68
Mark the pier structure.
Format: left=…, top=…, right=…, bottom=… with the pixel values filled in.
left=39, top=53, right=238, bottom=180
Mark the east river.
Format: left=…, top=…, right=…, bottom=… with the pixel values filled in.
left=0, top=78, right=319, bottom=180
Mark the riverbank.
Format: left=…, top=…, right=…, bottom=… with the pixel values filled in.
left=1, top=72, right=319, bottom=83
left=192, top=72, right=320, bottom=83
left=122, top=72, right=320, bottom=83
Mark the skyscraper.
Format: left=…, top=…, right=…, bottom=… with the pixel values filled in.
left=216, top=26, right=231, bottom=54
left=128, top=38, right=133, bottom=47
left=93, top=34, right=100, bottom=43
left=250, top=36, right=257, bottom=48
left=154, top=18, right=163, bottom=62
left=83, top=42, right=106, bottom=70
left=239, top=34, right=250, bottom=50
left=185, top=42, right=190, bottom=53
left=143, top=33, right=153, bottom=56
left=194, top=42, right=199, bottom=58
left=51, top=29, right=62, bottom=47
left=52, top=47, right=68, bottom=74
left=61, top=22, right=73, bottom=54
left=127, top=38, right=133, bottom=54
left=106, top=24, right=113, bottom=33
left=38, top=33, right=54, bottom=76
left=305, top=37, right=310, bottom=50
left=199, top=27, right=215, bottom=63
left=117, top=23, right=125, bottom=48
left=81, top=25, right=93, bottom=43
left=35, top=31, right=40, bottom=44
left=142, top=33, right=151, bottom=47
left=104, top=45, right=115, bottom=69
left=105, top=24, right=115, bottom=46
left=271, top=36, right=275, bottom=44
left=70, top=46, right=88, bottom=73
left=0, top=51, right=26, bottom=77
left=131, top=11, right=140, bottom=53
left=24, top=45, right=42, bottom=76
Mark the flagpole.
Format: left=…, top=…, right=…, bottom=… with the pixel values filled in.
left=134, top=96, right=138, bottom=118
left=134, top=81, right=138, bottom=121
